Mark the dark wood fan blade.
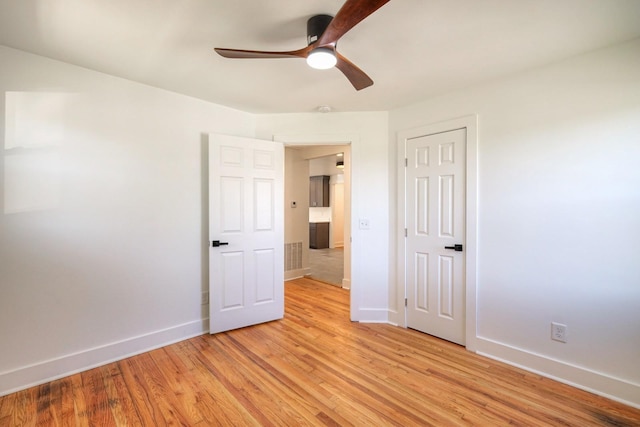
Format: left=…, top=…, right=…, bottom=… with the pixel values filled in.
left=335, top=52, right=373, bottom=90
left=214, top=46, right=311, bottom=59
left=317, top=0, right=390, bottom=47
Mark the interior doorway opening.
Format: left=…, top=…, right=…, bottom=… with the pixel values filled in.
left=283, top=144, right=351, bottom=291
left=308, top=154, right=345, bottom=286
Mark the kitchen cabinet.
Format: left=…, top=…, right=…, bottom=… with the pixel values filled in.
left=309, top=175, right=330, bottom=207
left=309, top=222, right=330, bottom=249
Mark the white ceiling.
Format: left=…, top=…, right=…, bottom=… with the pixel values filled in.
left=310, top=153, right=346, bottom=177
left=1, top=0, right=639, bottom=114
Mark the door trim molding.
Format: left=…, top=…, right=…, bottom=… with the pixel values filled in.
left=396, top=115, right=478, bottom=351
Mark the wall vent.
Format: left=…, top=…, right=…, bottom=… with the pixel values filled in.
left=285, top=242, right=303, bottom=271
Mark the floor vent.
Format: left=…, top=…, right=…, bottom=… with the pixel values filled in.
left=285, top=242, right=303, bottom=271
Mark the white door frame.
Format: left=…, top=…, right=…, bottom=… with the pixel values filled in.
left=274, top=133, right=356, bottom=320
left=396, top=115, right=478, bottom=351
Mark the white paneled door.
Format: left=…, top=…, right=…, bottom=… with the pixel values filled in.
left=209, top=134, right=284, bottom=334
left=406, top=128, right=466, bottom=345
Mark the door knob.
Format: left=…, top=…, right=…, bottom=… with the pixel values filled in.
left=212, top=240, right=229, bottom=247
left=444, top=244, right=463, bottom=251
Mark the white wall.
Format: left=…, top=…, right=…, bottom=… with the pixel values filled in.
left=256, top=112, right=389, bottom=321
left=283, top=147, right=310, bottom=279
left=389, top=39, right=640, bottom=406
left=330, top=176, right=345, bottom=248
left=0, top=46, right=255, bottom=395
left=309, top=154, right=344, bottom=176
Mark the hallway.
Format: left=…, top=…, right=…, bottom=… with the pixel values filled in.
left=307, top=247, right=343, bottom=287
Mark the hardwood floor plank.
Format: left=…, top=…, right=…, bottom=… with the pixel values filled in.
left=220, top=330, right=356, bottom=426
left=274, top=324, right=471, bottom=425
left=225, top=327, right=352, bottom=420
left=117, top=356, right=166, bottom=425
left=127, top=351, right=195, bottom=425
left=192, top=334, right=301, bottom=426
left=12, top=387, right=37, bottom=427
left=147, top=347, right=205, bottom=425
left=99, top=363, right=143, bottom=427
left=172, top=340, right=262, bottom=426
left=56, top=378, right=76, bottom=427
left=69, top=372, right=89, bottom=427
left=1, top=277, right=639, bottom=426
left=35, top=383, right=52, bottom=426
left=81, top=368, right=117, bottom=425
left=0, top=390, right=15, bottom=427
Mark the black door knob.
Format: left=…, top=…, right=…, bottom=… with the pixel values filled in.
left=444, top=244, right=463, bottom=252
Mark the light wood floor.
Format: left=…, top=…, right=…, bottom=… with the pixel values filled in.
left=1, top=278, right=639, bottom=426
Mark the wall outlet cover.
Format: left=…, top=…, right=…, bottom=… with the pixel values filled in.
left=551, top=322, right=567, bottom=343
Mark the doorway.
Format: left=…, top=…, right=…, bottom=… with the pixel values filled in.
left=284, top=145, right=351, bottom=290
left=307, top=154, right=345, bottom=286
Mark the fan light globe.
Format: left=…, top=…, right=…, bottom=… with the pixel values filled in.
left=306, top=47, right=337, bottom=70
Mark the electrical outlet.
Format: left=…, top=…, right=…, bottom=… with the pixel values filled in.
left=201, top=292, right=209, bottom=305
left=551, top=322, right=567, bottom=343
left=359, top=218, right=370, bottom=229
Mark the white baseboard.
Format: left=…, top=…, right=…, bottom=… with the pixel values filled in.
left=285, top=268, right=310, bottom=281
left=476, top=336, right=640, bottom=409
left=341, top=278, right=351, bottom=290
left=0, top=319, right=209, bottom=397
left=386, top=309, right=402, bottom=327
left=355, top=308, right=388, bottom=323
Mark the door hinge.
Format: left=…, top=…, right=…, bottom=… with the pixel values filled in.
left=405, top=158, right=408, bottom=167
left=404, top=298, right=408, bottom=307
left=404, top=228, right=407, bottom=237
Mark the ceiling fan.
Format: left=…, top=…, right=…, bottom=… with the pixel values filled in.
left=214, top=0, right=390, bottom=90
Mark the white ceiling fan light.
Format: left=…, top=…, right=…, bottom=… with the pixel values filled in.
left=306, top=47, right=337, bottom=70
left=306, top=14, right=337, bottom=70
